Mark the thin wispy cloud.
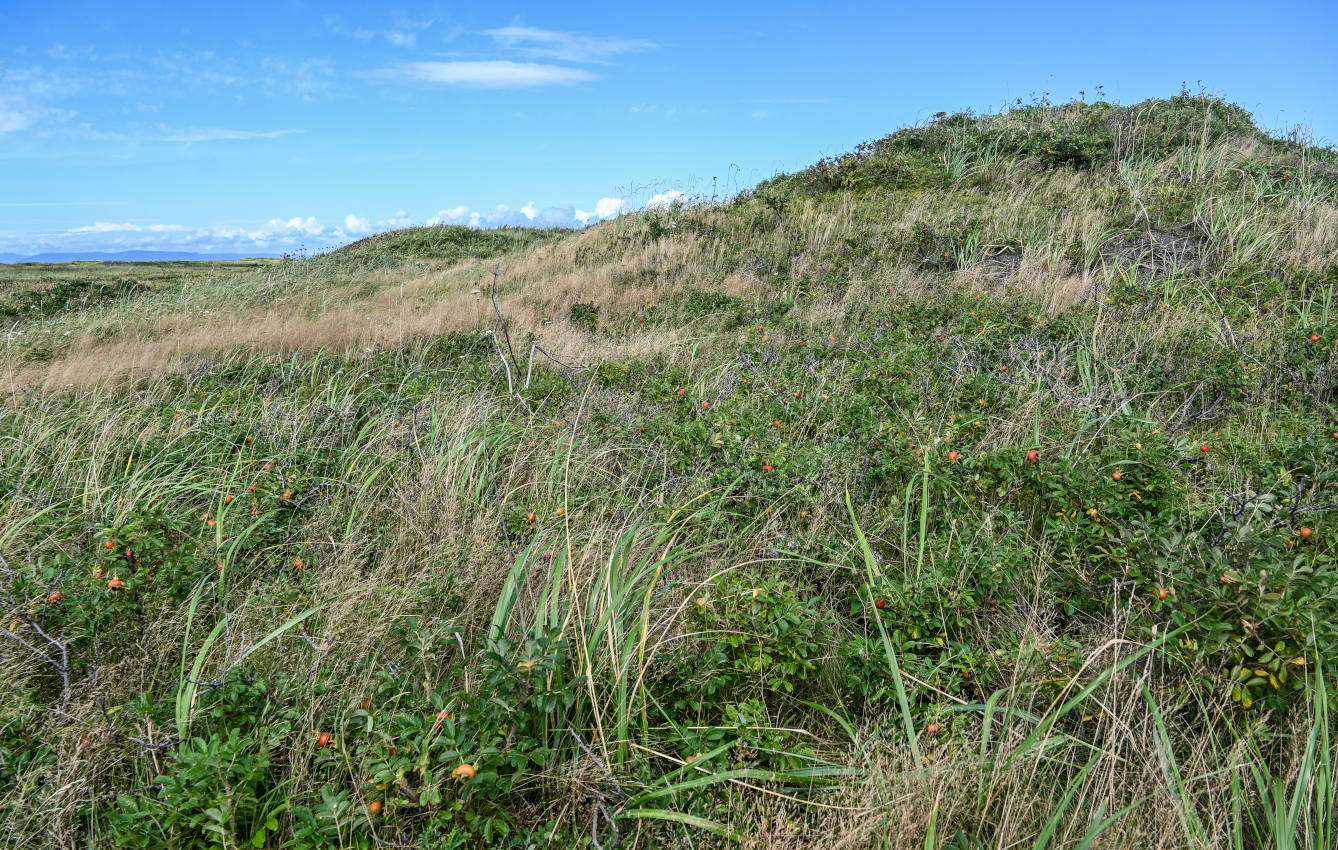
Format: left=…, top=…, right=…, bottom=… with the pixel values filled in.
left=71, top=124, right=305, bottom=144
left=739, top=97, right=834, bottom=104
left=484, top=26, right=656, bottom=63
left=383, top=61, right=596, bottom=88
left=1, top=50, right=334, bottom=109
left=70, top=221, right=188, bottom=233
left=157, top=127, right=306, bottom=143
left=391, top=14, right=434, bottom=33
left=325, top=13, right=434, bottom=48
left=0, top=108, right=34, bottom=134
left=0, top=97, right=74, bottom=134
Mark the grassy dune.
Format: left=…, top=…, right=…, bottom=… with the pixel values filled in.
left=2, top=93, right=1337, bottom=848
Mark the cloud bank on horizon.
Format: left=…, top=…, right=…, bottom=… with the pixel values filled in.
left=2, top=194, right=689, bottom=257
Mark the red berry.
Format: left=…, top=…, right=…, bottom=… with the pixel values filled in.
left=1300, top=527, right=1313, bottom=539
left=1026, top=450, right=1039, bottom=462
left=947, top=451, right=959, bottom=461
left=1200, top=445, right=1210, bottom=453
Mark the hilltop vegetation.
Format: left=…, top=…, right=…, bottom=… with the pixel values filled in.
left=2, top=93, right=1337, bottom=849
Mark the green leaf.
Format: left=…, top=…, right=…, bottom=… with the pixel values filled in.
left=620, top=808, right=743, bottom=841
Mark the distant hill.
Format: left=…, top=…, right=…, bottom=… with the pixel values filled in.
left=0, top=249, right=281, bottom=264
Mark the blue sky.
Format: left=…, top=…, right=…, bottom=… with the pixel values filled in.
left=2, top=0, right=1336, bottom=256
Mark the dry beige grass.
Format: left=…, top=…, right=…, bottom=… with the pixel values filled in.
left=7, top=137, right=1336, bottom=398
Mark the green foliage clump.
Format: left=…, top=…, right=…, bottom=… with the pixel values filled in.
left=764, top=92, right=1277, bottom=197
left=0, top=276, right=151, bottom=322
left=568, top=300, right=600, bottom=331
left=331, top=225, right=559, bottom=267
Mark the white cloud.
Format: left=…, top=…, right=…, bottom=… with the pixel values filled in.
left=7, top=213, right=357, bottom=257
left=258, top=216, right=324, bottom=237
left=0, top=95, right=75, bottom=135
left=594, top=197, right=627, bottom=219
left=0, top=108, right=34, bottom=134
left=527, top=207, right=580, bottom=228
left=428, top=206, right=470, bottom=224
left=377, top=210, right=415, bottom=228
left=645, top=190, right=686, bottom=211
left=383, top=61, right=596, bottom=88
left=7, top=197, right=638, bottom=257
left=207, top=225, right=249, bottom=241
left=484, top=27, right=655, bottom=63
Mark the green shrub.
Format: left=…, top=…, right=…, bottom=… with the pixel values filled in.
left=106, top=673, right=297, bottom=849
left=568, top=301, right=599, bottom=331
